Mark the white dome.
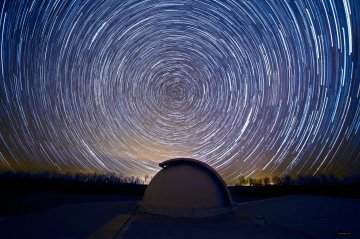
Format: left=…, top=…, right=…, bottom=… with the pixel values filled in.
left=140, top=158, right=234, bottom=217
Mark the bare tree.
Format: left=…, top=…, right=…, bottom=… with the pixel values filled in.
left=144, top=174, right=149, bottom=184
left=238, top=175, right=247, bottom=186
left=281, top=175, right=294, bottom=185
left=248, top=177, right=256, bottom=186
left=271, top=176, right=281, bottom=185
left=263, top=177, right=270, bottom=186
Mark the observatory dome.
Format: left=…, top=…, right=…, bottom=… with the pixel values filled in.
left=140, top=158, right=234, bottom=217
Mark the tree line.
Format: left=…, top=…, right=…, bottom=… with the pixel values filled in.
left=237, top=174, right=360, bottom=186
left=0, top=170, right=147, bottom=185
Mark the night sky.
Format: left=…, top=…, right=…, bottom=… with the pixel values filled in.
left=0, top=0, right=359, bottom=183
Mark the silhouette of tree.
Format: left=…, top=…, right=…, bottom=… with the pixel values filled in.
left=263, top=177, right=270, bottom=186
left=248, top=177, right=256, bottom=186
left=281, top=175, right=294, bottom=185
left=144, top=174, right=149, bottom=184
left=255, top=178, right=263, bottom=186
left=238, top=175, right=247, bottom=186
left=271, top=176, right=281, bottom=185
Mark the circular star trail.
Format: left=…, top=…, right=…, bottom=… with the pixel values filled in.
left=0, top=0, right=360, bottom=182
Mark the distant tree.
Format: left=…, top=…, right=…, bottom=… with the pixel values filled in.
left=351, top=174, right=360, bottom=185
left=144, top=174, right=149, bottom=184
left=294, top=174, right=344, bottom=185
left=315, top=174, right=340, bottom=185
left=281, top=175, right=294, bottom=185
left=133, top=176, right=143, bottom=184
left=327, top=175, right=341, bottom=185
left=308, top=175, right=320, bottom=185
left=271, top=176, right=281, bottom=185
left=254, top=178, right=263, bottom=186
left=238, top=175, right=247, bottom=186
left=295, top=175, right=305, bottom=185
left=248, top=177, right=256, bottom=186
left=263, top=177, right=270, bottom=186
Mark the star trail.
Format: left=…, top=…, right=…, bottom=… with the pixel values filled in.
left=0, top=0, right=359, bottom=182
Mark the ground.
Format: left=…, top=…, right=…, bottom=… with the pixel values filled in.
left=0, top=194, right=358, bottom=239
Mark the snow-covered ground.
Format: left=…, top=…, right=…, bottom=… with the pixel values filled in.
left=0, top=199, right=138, bottom=238
left=238, top=195, right=360, bottom=239
left=1, top=195, right=359, bottom=239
